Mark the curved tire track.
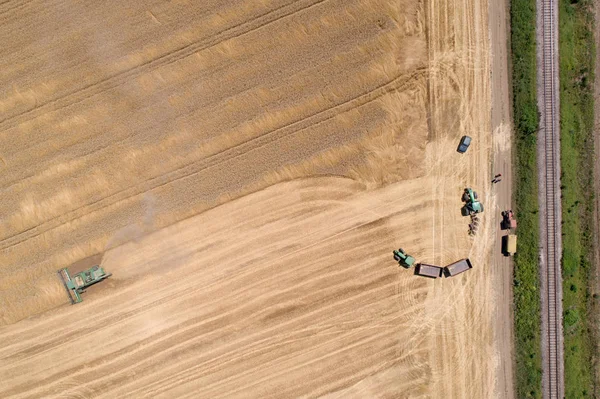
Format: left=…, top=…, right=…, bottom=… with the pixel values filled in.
left=0, top=70, right=425, bottom=250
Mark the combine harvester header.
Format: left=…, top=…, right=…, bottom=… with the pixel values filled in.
left=58, top=265, right=112, bottom=304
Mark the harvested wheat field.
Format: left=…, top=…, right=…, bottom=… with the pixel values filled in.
left=0, top=0, right=500, bottom=397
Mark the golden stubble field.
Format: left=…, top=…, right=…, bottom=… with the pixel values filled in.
left=0, top=0, right=497, bottom=397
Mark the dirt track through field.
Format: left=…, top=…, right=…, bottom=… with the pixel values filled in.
left=0, top=0, right=500, bottom=397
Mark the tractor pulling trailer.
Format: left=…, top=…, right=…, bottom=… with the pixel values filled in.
left=393, top=186, right=482, bottom=278
left=461, top=188, right=484, bottom=216
left=393, top=250, right=473, bottom=279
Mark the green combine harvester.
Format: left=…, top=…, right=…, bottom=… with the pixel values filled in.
left=461, top=187, right=484, bottom=216
left=58, top=265, right=111, bottom=304
left=393, top=248, right=416, bottom=268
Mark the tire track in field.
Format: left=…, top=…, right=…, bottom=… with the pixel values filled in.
left=135, top=314, right=395, bottom=398
left=0, top=0, right=373, bottom=189
left=2, top=186, right=422, bottom=361
left=0, top=69, right=425, bottom=250
left=10, top=274, right=398, bottom=399
left=3, top=242, right=397, bottom=396
left=0, top=0, right=53, bottom=30
left=0, top=0, right=324, bottom=164
left=0, top=0, right=31, bottom=17
left=0, top=0, right=327, bottom=132
left=139, top=293, right=426, bottom=399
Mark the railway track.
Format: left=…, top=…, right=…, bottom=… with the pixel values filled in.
left=538, top=0, right=564, bottom=397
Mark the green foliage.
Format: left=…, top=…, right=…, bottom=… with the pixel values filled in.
left=511, top=0, right=542, bottom=397
left=565, top=309, right=580, bottom=328
left=559, top=0, right=597, bottom=396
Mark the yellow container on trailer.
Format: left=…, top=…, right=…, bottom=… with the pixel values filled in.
left=503, top=234, right=517, bottom=256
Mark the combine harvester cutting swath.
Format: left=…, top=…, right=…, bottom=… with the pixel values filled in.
left=58, top=266, right=112, bottom=304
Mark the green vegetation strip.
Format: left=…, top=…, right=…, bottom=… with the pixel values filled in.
left=510, top=0, right=542, bottom=397
left=558, top=0, right=597, bottom=396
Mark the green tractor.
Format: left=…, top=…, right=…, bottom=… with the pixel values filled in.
left=461, top=188, right=484, bottom=216
left=393, top=248, right=416, bottom=268
left=58, top=265, right=112, bottom=304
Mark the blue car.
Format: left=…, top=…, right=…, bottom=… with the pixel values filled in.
left=457, top=135, right=471, bottom=153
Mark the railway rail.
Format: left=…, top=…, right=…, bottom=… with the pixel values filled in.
left=538, top=0, right=564, bottom=397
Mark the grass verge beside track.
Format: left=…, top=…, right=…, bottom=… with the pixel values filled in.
left=558, top=0, right=597, bottom=396
left=510, top=0, right=542, bottom=397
